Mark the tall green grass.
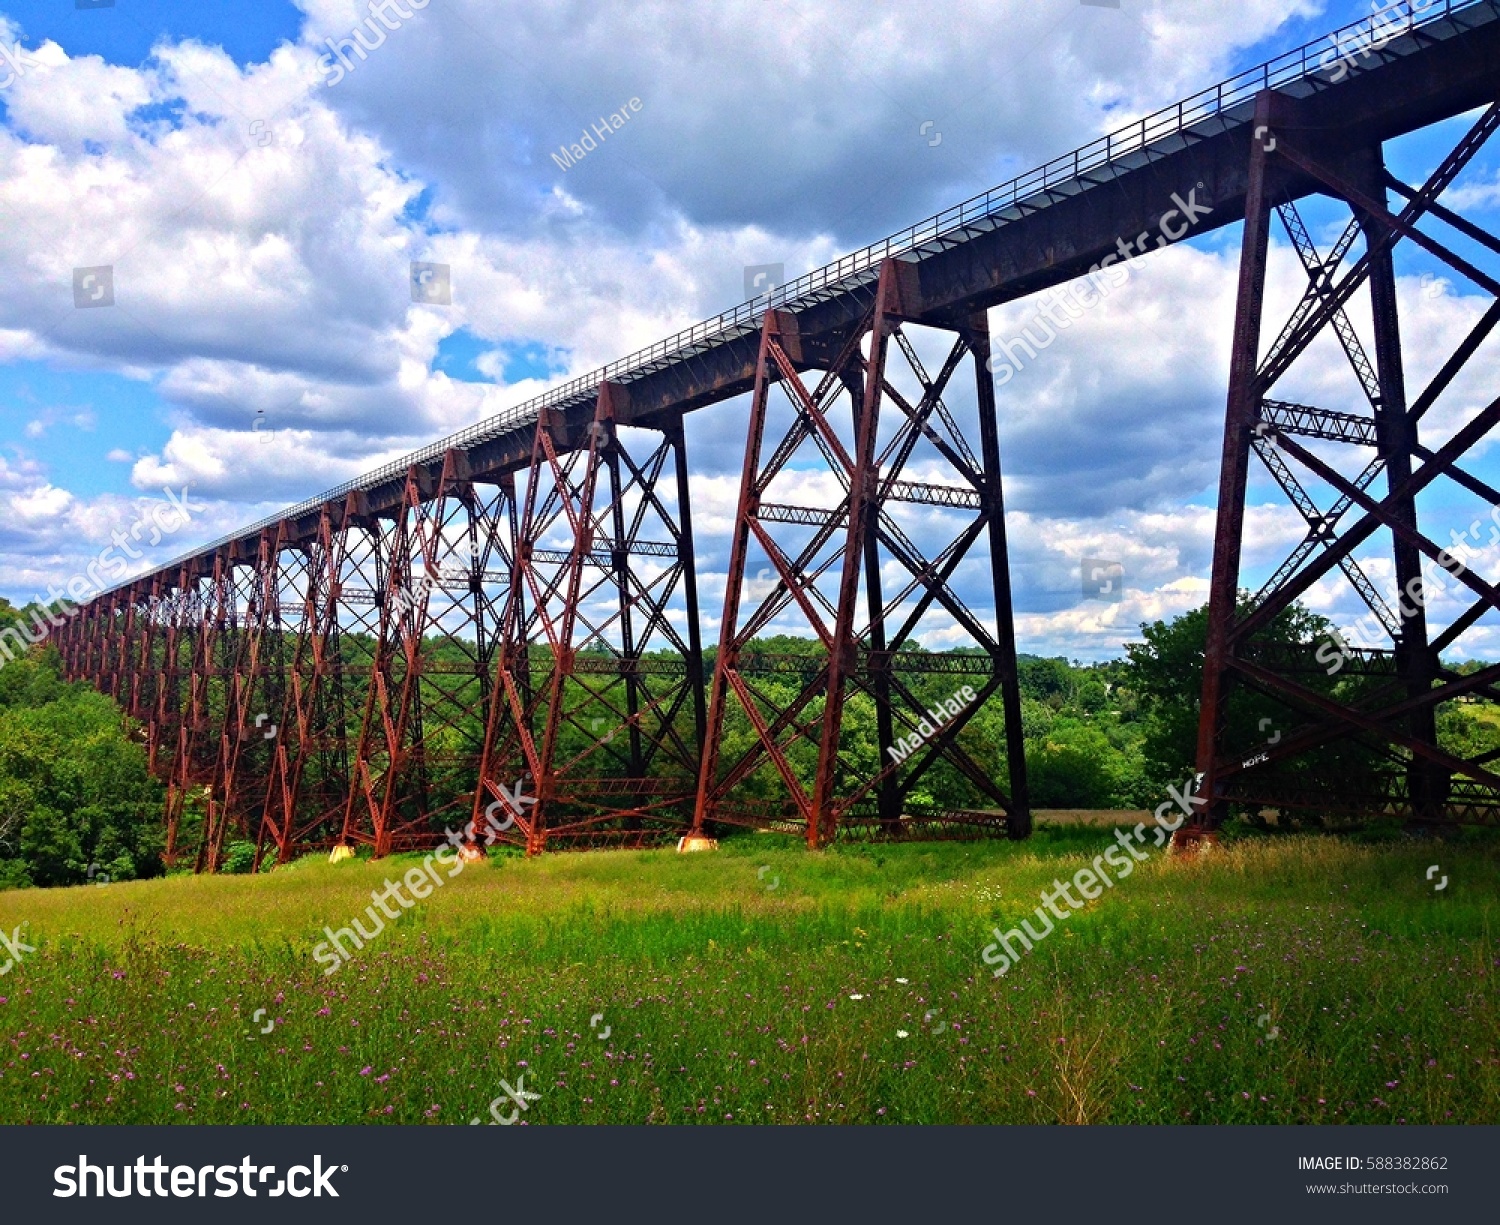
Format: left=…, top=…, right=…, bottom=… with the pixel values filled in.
left=0, top=830, right=1495, bottom=1124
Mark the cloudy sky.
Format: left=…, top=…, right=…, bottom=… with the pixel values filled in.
left=3, top=0, right=1500, bottom=661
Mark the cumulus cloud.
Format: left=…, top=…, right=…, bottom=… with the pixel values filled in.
left=5, top=0, right=1500, bottom=661
left=293, top=0, right=1324, bottom=242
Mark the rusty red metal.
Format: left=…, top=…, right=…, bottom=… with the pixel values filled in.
left=474, top=385, right=706, bottom=854
left=1187, top=95, right=1500, bottom=837
left=49, top=26, right=1500, bottom=867
left=691, top=258, right=1028, bottom=847
left=259, top=505, right=356, bottom=865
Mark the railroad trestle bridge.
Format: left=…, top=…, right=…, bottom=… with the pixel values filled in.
left=53, top=1, right=1500, bottom=866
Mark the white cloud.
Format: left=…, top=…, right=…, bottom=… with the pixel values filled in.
left=9, top=0, right=1500, bottom=663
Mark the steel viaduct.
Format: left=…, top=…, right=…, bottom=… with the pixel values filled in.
left=50, top=0, right=1500, bottom=866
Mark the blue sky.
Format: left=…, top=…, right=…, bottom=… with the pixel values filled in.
left=2, top=0, right=1499, bottom=659
left=0, top=1, right=303, bottom=67
left=0, top=363, right=167, bottom=497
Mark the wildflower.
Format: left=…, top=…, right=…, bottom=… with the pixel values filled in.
left=848, top=994, right=864, bottom=1001
left=896, top=1030, right=909, bottom=1039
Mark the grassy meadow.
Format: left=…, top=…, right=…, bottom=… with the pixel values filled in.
left=0, top=824, right=1496, bottom=1125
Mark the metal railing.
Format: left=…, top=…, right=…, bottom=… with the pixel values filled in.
left=124, top=0, right=1485, bottom=592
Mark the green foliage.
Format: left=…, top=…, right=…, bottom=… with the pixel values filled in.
left=221, top=841, right=259, bottom=875
left=1122, top=598, right=1391, bottom=815
left=0, top=599, right=164, bottom=890
left=1025, top=720, right=1135, bottom=808
left=1437, top=698, right=1500, bottom=761
left=1011, top=654, right=1144, bottom=808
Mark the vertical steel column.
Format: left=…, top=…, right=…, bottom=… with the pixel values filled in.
left=83, top=596, right=107, bottom=689
left=129, top=580, right=159, bottom=727
left=581, top=402, right=709, bottom=843
left=602, top=427, right=646, bottom=781
left=966, top=311, right=1031, bottom=836
left=476, top=451, right=548, bottom=854
left=845, top=364, right=899, bottom=831
left=669, top=415, right=709, bottom=756
left=156, top=568, right=190, bottom=864
left=341, top=478, right=426, bottom=859
left=100, top=592, right=127, bottom=706
left=403, top=456, right=523, bottom=838
left=475, top=388, right=704, bottom=853
left=536, top=397, right=602, bottom=853
left=189, top=554, right=237, bottom=871
left=1190, top=94, right=1277, bottom=838
left=203, top=531, right=282, bottom=870
left=475, top=462, right=541, bottom=857
left=1355, top=149, right=1443, bottom=820
left=332, top=452, right=520, bottom=857
left=811, top=263, right=901, bottom=847
left=52, top=599, right=76, bottom=679
left=692, top=307, right=784, bottom=840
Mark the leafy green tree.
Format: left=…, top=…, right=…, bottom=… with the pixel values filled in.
left=0, top=601, right=164, bottom=889
left=1123, top=598, right=1391, bottom=816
